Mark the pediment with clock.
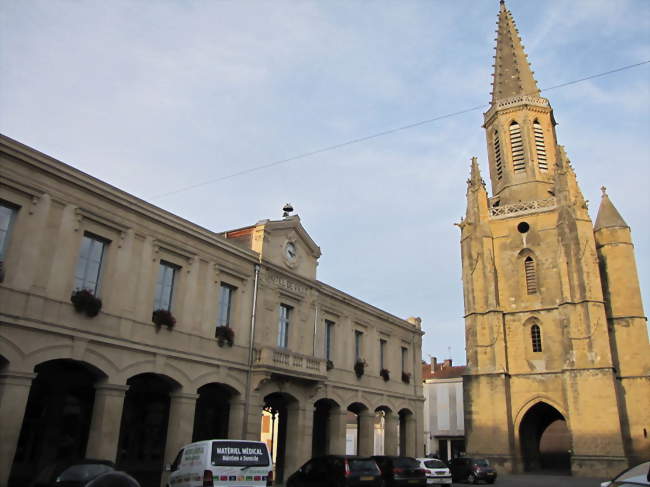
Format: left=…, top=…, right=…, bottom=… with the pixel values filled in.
left=221, top=213, right=321, bottom=280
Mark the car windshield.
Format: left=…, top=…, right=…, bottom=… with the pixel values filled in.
left=57, top=464, right=114, bottom=482
left=473, top=459, right=490, bottom=467
left=349, top=459, right=378, bottom=472
left=394, top=458, right=420, bottom=469
left=615, top=462, right=650, bottom=482
left=211, top=441, right=270, bottom=467
left=424, top=460, right=447, bottom=468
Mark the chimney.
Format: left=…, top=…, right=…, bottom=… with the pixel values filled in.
left=443, top=359, right=452, bottom=368
left=431, top=356, right=438, bottom=369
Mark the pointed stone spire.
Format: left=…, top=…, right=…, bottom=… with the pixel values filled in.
left=469, top=156, right=483, bottom=187
left=491, top=0, right=540, bottom=103
left=595, top=187, right=628, bottom=230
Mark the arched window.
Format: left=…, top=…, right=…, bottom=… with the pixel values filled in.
left=533, top=120, right=548, bottom=171
left=509, top=121, right=525, bottom=172
left=493, top=130, right=503, bottom=180
left=524, top=256, right=537, bottom=294
left=531, top=324, right=542, bottom=352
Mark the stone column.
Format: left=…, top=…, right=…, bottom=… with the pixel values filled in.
left=357, top=411, right=374, bottom=456
left=403, top=415, right=417, bottom=457
left=228, top=399, right=246, bottom=439
left=384, top=413, right=399, bottom=455
left=327, top=409, right=348, bottom=455
left=0, top=371, right=35, bottom=487
left=85, top=383, right=129, bottom=461
left=285, top=404, right=313, bottom=478
left=163, top=393, right=199, bottom=467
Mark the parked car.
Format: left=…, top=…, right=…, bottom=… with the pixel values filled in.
left=371, top=456, right=427, bottom=487
left=85, top=471, right=141, bottom=487
left=166, top=439, right=273, bottom=487
left=29, top=459, right=115, bottom=487
left=449, top=457, right=496, bottom=484
left=601, top=461, right=650, bottom=487
left=416, top=458, right=451, bottom=485
left=286, top=455, right=382, bottom=487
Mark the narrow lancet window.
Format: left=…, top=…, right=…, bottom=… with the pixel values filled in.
left=533, top=121, right=548, bottom=171
left=494, top=130, right=503, bottom=180
left=524, top=256, right=537, bottom=294
left=531, top=324, right=542, bottom=352
left=509, top=121, right=525, bottom=172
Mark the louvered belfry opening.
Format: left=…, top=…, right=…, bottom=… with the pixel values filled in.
left=531, top=324, right=542, bottom=352
left=533, top=121, right=548, bottom=171
left=494, top=130, right=503, bottom=180
left=524, top=256, right=537, bottom=294
left=509, top=121, right=525, bottom=172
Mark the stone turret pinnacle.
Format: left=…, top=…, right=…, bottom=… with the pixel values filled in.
left=491, top=0, right=540, bottom=103
left=595, top=187, right=628, bottom=230
left=469, top=156, right=483, bottom=187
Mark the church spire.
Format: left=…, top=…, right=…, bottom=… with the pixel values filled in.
left=594, top=187, right=629, bottom=230
left=491, top=0, right=540, bottom=103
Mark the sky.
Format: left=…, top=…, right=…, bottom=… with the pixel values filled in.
left=1, top=0, right=648, bottom=366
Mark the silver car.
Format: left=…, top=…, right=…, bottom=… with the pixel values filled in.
left=601, top=461, right=650, bottom=487
left=416, top=458, right=452, bottom=485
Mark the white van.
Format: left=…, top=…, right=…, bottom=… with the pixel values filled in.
left=166, top=439, right=273, bottom=487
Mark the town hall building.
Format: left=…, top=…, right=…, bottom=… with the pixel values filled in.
left=0, top=134, right=424, bottom=487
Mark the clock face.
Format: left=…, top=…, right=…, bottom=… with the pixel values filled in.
left=285, top=242, right=297, bottom=261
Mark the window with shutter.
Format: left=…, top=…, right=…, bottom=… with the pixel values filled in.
left=524, top=256, right=537, bottom=294
left=509, top=122, right=525, bottom=172
left=533, top=121, right=548, bottom=171
left=494, top=130, right=503, bottom=180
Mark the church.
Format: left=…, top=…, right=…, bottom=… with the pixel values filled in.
left=460, top=0, right=649, bottom=478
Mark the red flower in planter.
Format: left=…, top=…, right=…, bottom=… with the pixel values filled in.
left=152, top=309, right=176, bottom=330
left=380, top=368, right=390, bottom=381
left=215, top=325, right=234, bottom=347
left=70, top=289, right=102, bottom=317
left=354, top=359, right=366, bottom=378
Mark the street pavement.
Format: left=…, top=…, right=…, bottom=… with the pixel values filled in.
left=464, top=473, right=607, bottom=486
left=273, top=476, right=608, bottom=487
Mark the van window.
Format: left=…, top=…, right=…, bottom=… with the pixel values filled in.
left=211, top=441, right=270, bottom=467
left=170, top=449, right=184, bottom=472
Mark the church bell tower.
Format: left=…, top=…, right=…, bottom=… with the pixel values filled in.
left=460, top=0, right=649, bottom=478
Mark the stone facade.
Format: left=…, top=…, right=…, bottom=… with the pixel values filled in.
left=459, top=1, right=650, bottom=479
left=422, top=358, right=466, bottom=461
left=0, top=134, right=424, bottom=487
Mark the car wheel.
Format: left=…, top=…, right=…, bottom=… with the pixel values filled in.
left=467, top=473, right=477, bottom=484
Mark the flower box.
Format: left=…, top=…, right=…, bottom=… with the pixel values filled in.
left=354, top=359, right=366, bottom=378
left=401, top=372, right=411, bottom=384
left=326, top=360, right=334, bottom=371
left=152, top=309, right=176, bottom=330
left=70, top=289, right=102, bottom=317
left=215, top=325, right=234, bottom=347
left=380, top=368, right=390, bottom=381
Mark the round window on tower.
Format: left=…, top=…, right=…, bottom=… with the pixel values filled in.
left=517, top=222, right=530, bottom=233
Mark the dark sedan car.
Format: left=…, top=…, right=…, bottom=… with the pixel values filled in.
left=449, top=457, right=496, bottom=484
left=371, top=456, right=426, bottom=487
left=286, top=455, right=382, bottom=487
left=29, top=460, right=115, bottom=487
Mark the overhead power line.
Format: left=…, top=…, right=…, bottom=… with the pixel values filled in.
left=150, top=60, right=650, bottom=200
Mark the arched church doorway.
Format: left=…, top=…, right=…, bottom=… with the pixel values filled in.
left=9, top=359, right=103, bottom=486
left=519, top=402, right=571, bottom=473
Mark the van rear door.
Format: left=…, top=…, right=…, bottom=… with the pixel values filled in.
left=210, top=441, right=272, bottom=486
